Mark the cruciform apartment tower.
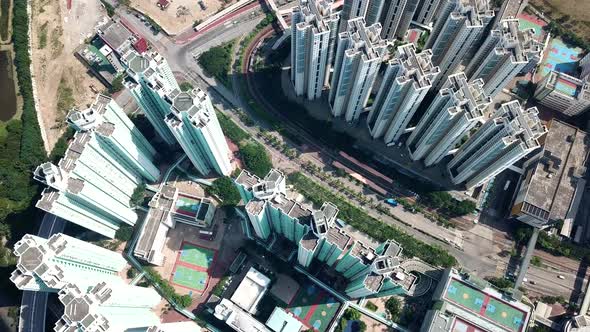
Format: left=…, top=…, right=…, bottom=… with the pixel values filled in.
left=291, top=0, right=340, bottom=100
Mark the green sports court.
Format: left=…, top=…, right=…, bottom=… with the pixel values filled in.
left=171, top=265, right=209, bottom=291
left=284, top=285, right=340, bottom=332
left=444, top=279, right=526, bottom=332
left=174, top=194, right=202, bottom=218
left=179, top=242, right=216, bottom=269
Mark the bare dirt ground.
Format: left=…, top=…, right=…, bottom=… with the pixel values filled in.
left=530, top=0, right=590, bottom=41
left=30, top=0, right=104, bottom=150
left=130, top=0, right=237, bottom=35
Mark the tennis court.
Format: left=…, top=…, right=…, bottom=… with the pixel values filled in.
left=179, top=242, right=216, bottom=269
left=174, top=194, right=202, bottom=218
left=444, top=279, right=526, bottom=332
left=284, top=285, right=340, bottom=332
left=540, top=38, right=583, bottom=77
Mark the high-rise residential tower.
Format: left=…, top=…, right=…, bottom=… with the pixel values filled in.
left=34, top=132, right=142, bottom=238
left=67, top=94, right=160, bottom=182
left=379, top=0, right=421, bottom=40
left=425, top=0, right=494, bottom=90
left=124, top=50, right=179, bottom=145
left=165, top=88, right=233, bottom=176
left=339, top=0, right=369, bottom=31
left=291, top=0, right=340, bottom=100
left=534, top=71, right=590, bottom=117
left=448, top=100, right=546, bottom=188
left=234, top=169, right=416, bottom=299
left=413, top=0, right=443, bottom=26
left=10, top=233, right=127, bottom=292
left=368, top=44, right=439, bottom=143
left=55, top=281, right=161, bottom=332
left=465, top=19, right=543, bottom=97
left=330, top=18, right=387, bottom=122
left=407, top=73, right=490, bottom=166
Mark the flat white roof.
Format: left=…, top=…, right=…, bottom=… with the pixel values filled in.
left=230, top=267, right=271, bottom=313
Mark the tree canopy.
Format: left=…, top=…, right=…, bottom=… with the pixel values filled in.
left=240, top=142, right=272, bottom=178
left=207, top=177, right=241, bottom=206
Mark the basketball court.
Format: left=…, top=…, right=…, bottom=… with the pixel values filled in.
left=170, top=242, right=217, bottom=292
left=444, top=279, right=527, bottom=332
left=175, top=194, right=202, bottom=218
left=518, top=13, right=546, bottom=40
left=283, top=285, right=340, bottom=332
left=539, top=38, right=583, bottom=77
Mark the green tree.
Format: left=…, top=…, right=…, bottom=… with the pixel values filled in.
left=49, top=127, right=75, bottom=163
left=385, top=297, right=401, bottom=320
left=240, top=143, right=272, bottom=177
left=179, top=81, right=194, bottom=92
left=207, top=177, right=241, bottom=206
left=531, top=256, right=542, bottom=267
left=130, top=183, right=147, bottom=207
left=110, top=74, right=125, bottom=93
left=115, top=225, right=133, bottom=241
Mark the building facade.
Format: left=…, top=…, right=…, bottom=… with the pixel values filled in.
left=10, top=233, right=127, bottom=292
left=448, top=100, right=546, bottom=189
left=368, top=44, right=439, bottom=143
left=165, top=88, right=233, bottom=176
left=407, top=73, right=490, bottom=166
left=330, top=18, right=387, bottom=122
left=124, top=50, right=179, bottom=145
left=234, top=169, right=415, bottom=298
left=34, top=131, right=141, bottom=238
left=465, top=19, right=543, bottom=97
left=67, top=94, right=160, bottom=182
left=425, top=0, right=494, bottom=90
left=534, top=70, right=590, bottom=117
left=291, top=0, right=340, bottom=100
left=55, top=281, right=161, bottom=332
left=339, top=0, right=369, bottom=30
left=413, top=0, right=443, bottom=26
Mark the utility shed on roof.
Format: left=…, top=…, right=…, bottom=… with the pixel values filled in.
left=265, top=307, right=303, bottom=332
left=512, top=119, right=589, bottom=233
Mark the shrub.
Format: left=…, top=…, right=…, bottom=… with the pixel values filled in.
left=216, top=111, right=250, bottom=144
left=115, top=225, right=133, bottom=242
left=365, top=301, right=378, bottom=312
left=49, top=127, right=75, bottom=163
left=179, top=81, right=194, bottom=92
left=110, top=74, right=125, bottom=93
left=130, top=183, right=147, bottom=207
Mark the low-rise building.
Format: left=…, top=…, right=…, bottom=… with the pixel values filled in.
left=511, top=120, right=589, bottom=235
left=421, top=268, right=532, bottom=332
left=534, top=70, right=590, bottom=117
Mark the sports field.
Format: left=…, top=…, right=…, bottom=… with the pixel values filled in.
left=539, top=39, right=583, bottom=77
left=518, top=13, right=546, bottom=39
left=444, top=279, right=526, bottom=332
left=172, top=266, right=208, bottom=291
left=179, top=243, right=215, bottom=268
left=284, top=285, right=340, bottom=332
left=175, top=194, right=201, bottom=218
left=170, top=242, right=217, bottom=292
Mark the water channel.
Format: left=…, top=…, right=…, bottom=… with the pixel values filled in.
left=0, top=50, right=17, bottom=122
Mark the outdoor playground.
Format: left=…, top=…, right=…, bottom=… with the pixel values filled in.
left=281, top=284, right=341, bottom=332
left=444, top=279, right=527, bottom=332
left=170, top=242, right=217, bottom=293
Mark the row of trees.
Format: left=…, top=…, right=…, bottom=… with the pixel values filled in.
left=143, top=267, right=192, bottom=308
left=545, top=21, right=590, bottom=51
left=287, top=172, right=457, bottom=267
left=0, top=0, right=48, bottom=268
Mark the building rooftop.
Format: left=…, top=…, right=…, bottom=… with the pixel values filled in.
left=214, top=298, right=270, bottom=332
left=295, top=0, right=339, bottom=34
left=326, top=227, right=351, bottom=249
left=98, top=20, right=134, bottom=52
left=496, top=100, right=546, bottom=151
left=393, top=44, right=440, bottom=90
left=517, top=120, right=589, bottom=224
left=445, top=73, right=490, bottom=120
left=494, top=19, right=543, bottom=64
left=437, top=270, right=531, bottom=332
left=59, top=132, right=91, bottom=172
left=265, top=307, right=303, bottom=332
left=342, top=18, right=387, bottom=61
left=299, top=231, right=320, bottom=251
left=136, top=185, right=176, bottom=257
left=456, top=0, right=494, bottom=27
left=230, top=267, right=271, bottom=314
left=236, top=170, right=260, bottom=189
